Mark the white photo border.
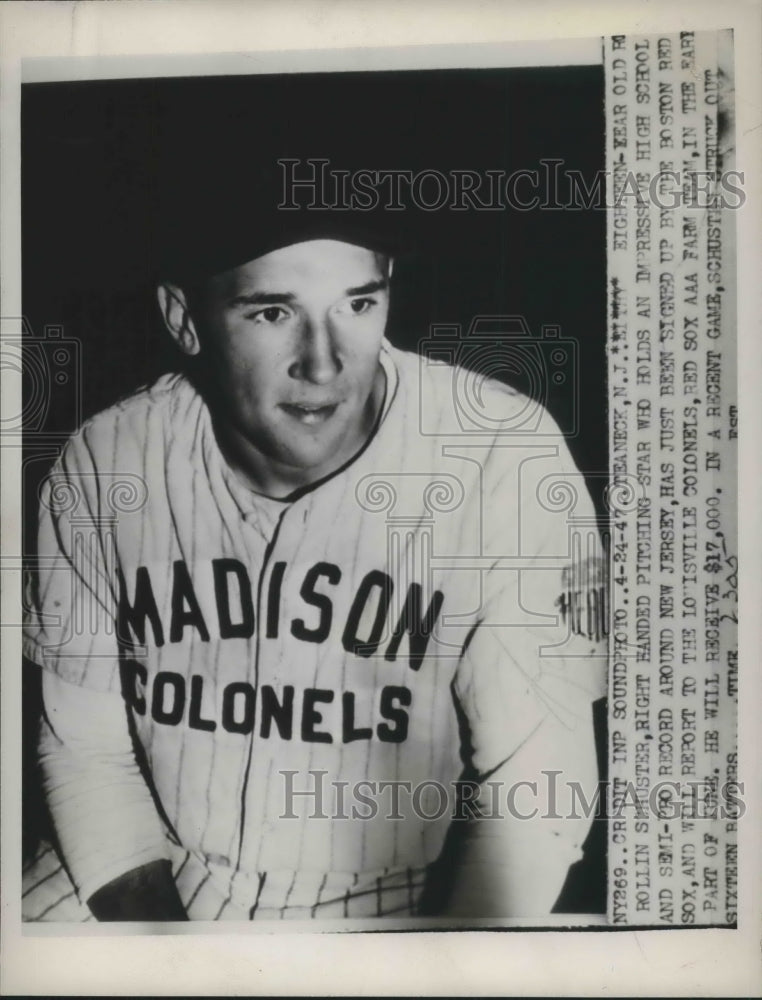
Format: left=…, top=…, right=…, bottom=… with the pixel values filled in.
left=1, top=1, right=760, bottom=995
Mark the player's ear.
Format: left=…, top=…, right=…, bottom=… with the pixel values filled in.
left=157, top=283, right=201, bottom=357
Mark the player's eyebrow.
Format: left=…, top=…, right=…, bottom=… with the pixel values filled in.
left=228, top=279, right=388, bottom=309
left=345, top=279, right=388, bottom=297
left=228, top=291, right=296, bottom=308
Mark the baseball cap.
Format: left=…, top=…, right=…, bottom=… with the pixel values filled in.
left=156, top=138, right=408, bottom=286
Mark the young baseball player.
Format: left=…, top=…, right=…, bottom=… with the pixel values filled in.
left=23, top=224, right=607, bottom=921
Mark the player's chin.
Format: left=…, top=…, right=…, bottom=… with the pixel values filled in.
left=273, top=418, right=343, bottom=460
left=292, top=429, right=364, bottom=479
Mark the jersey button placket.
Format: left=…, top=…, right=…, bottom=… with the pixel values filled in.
left=234, top=500, right=294, bottom=879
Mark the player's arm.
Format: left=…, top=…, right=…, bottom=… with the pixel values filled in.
left=39, top=669, right=187, bottom=921
left=27, top=436, right=187, bottom=920
left=444, top=704, right=600, bottom=917
left=447, top=420, right=606, bottom=918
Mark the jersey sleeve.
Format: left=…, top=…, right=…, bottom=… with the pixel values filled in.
left=452, top=420, right=607, bottom=782
left=24, top=430, right=123, bottom=694
left=23, top=428, right=171, bottom=905
left=445, top=707, right=601, bottom=916
left=38, top=669, right=170, bottom=905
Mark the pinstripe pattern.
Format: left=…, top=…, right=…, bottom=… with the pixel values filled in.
left=23, top=838, right=430, bottom=921
left=24, top=341, right=606, bottom=921
left=22, top=843, right=93, bottom=922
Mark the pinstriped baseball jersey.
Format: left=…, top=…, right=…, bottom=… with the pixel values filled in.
left=24, top=338, right=606, bottom=919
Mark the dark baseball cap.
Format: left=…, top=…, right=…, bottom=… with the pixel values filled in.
left=156, top=149, right=408, bottom=285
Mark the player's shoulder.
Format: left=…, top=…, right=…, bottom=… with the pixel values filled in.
left=58, top=372, right=201, bottom=475
left=384, top=338, right=564, bottom=442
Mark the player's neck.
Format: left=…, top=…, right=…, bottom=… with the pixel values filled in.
left=213, top=365, right=387, bottom=501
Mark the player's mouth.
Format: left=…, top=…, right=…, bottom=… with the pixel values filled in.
left=280, top=402, right=340, bottom=426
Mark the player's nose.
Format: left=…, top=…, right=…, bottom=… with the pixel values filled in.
left=289, top=314, right=342, bottom=385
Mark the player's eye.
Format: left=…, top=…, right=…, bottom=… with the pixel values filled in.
left=338, top=297, right=377, bottom=317
left=244, top=305, right=291, bottom=324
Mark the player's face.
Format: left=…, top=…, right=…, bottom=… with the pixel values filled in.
left=192, top=239, right=390, bottom=494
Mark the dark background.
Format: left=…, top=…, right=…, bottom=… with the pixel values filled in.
left=22, top=65, right=608, bottom=915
